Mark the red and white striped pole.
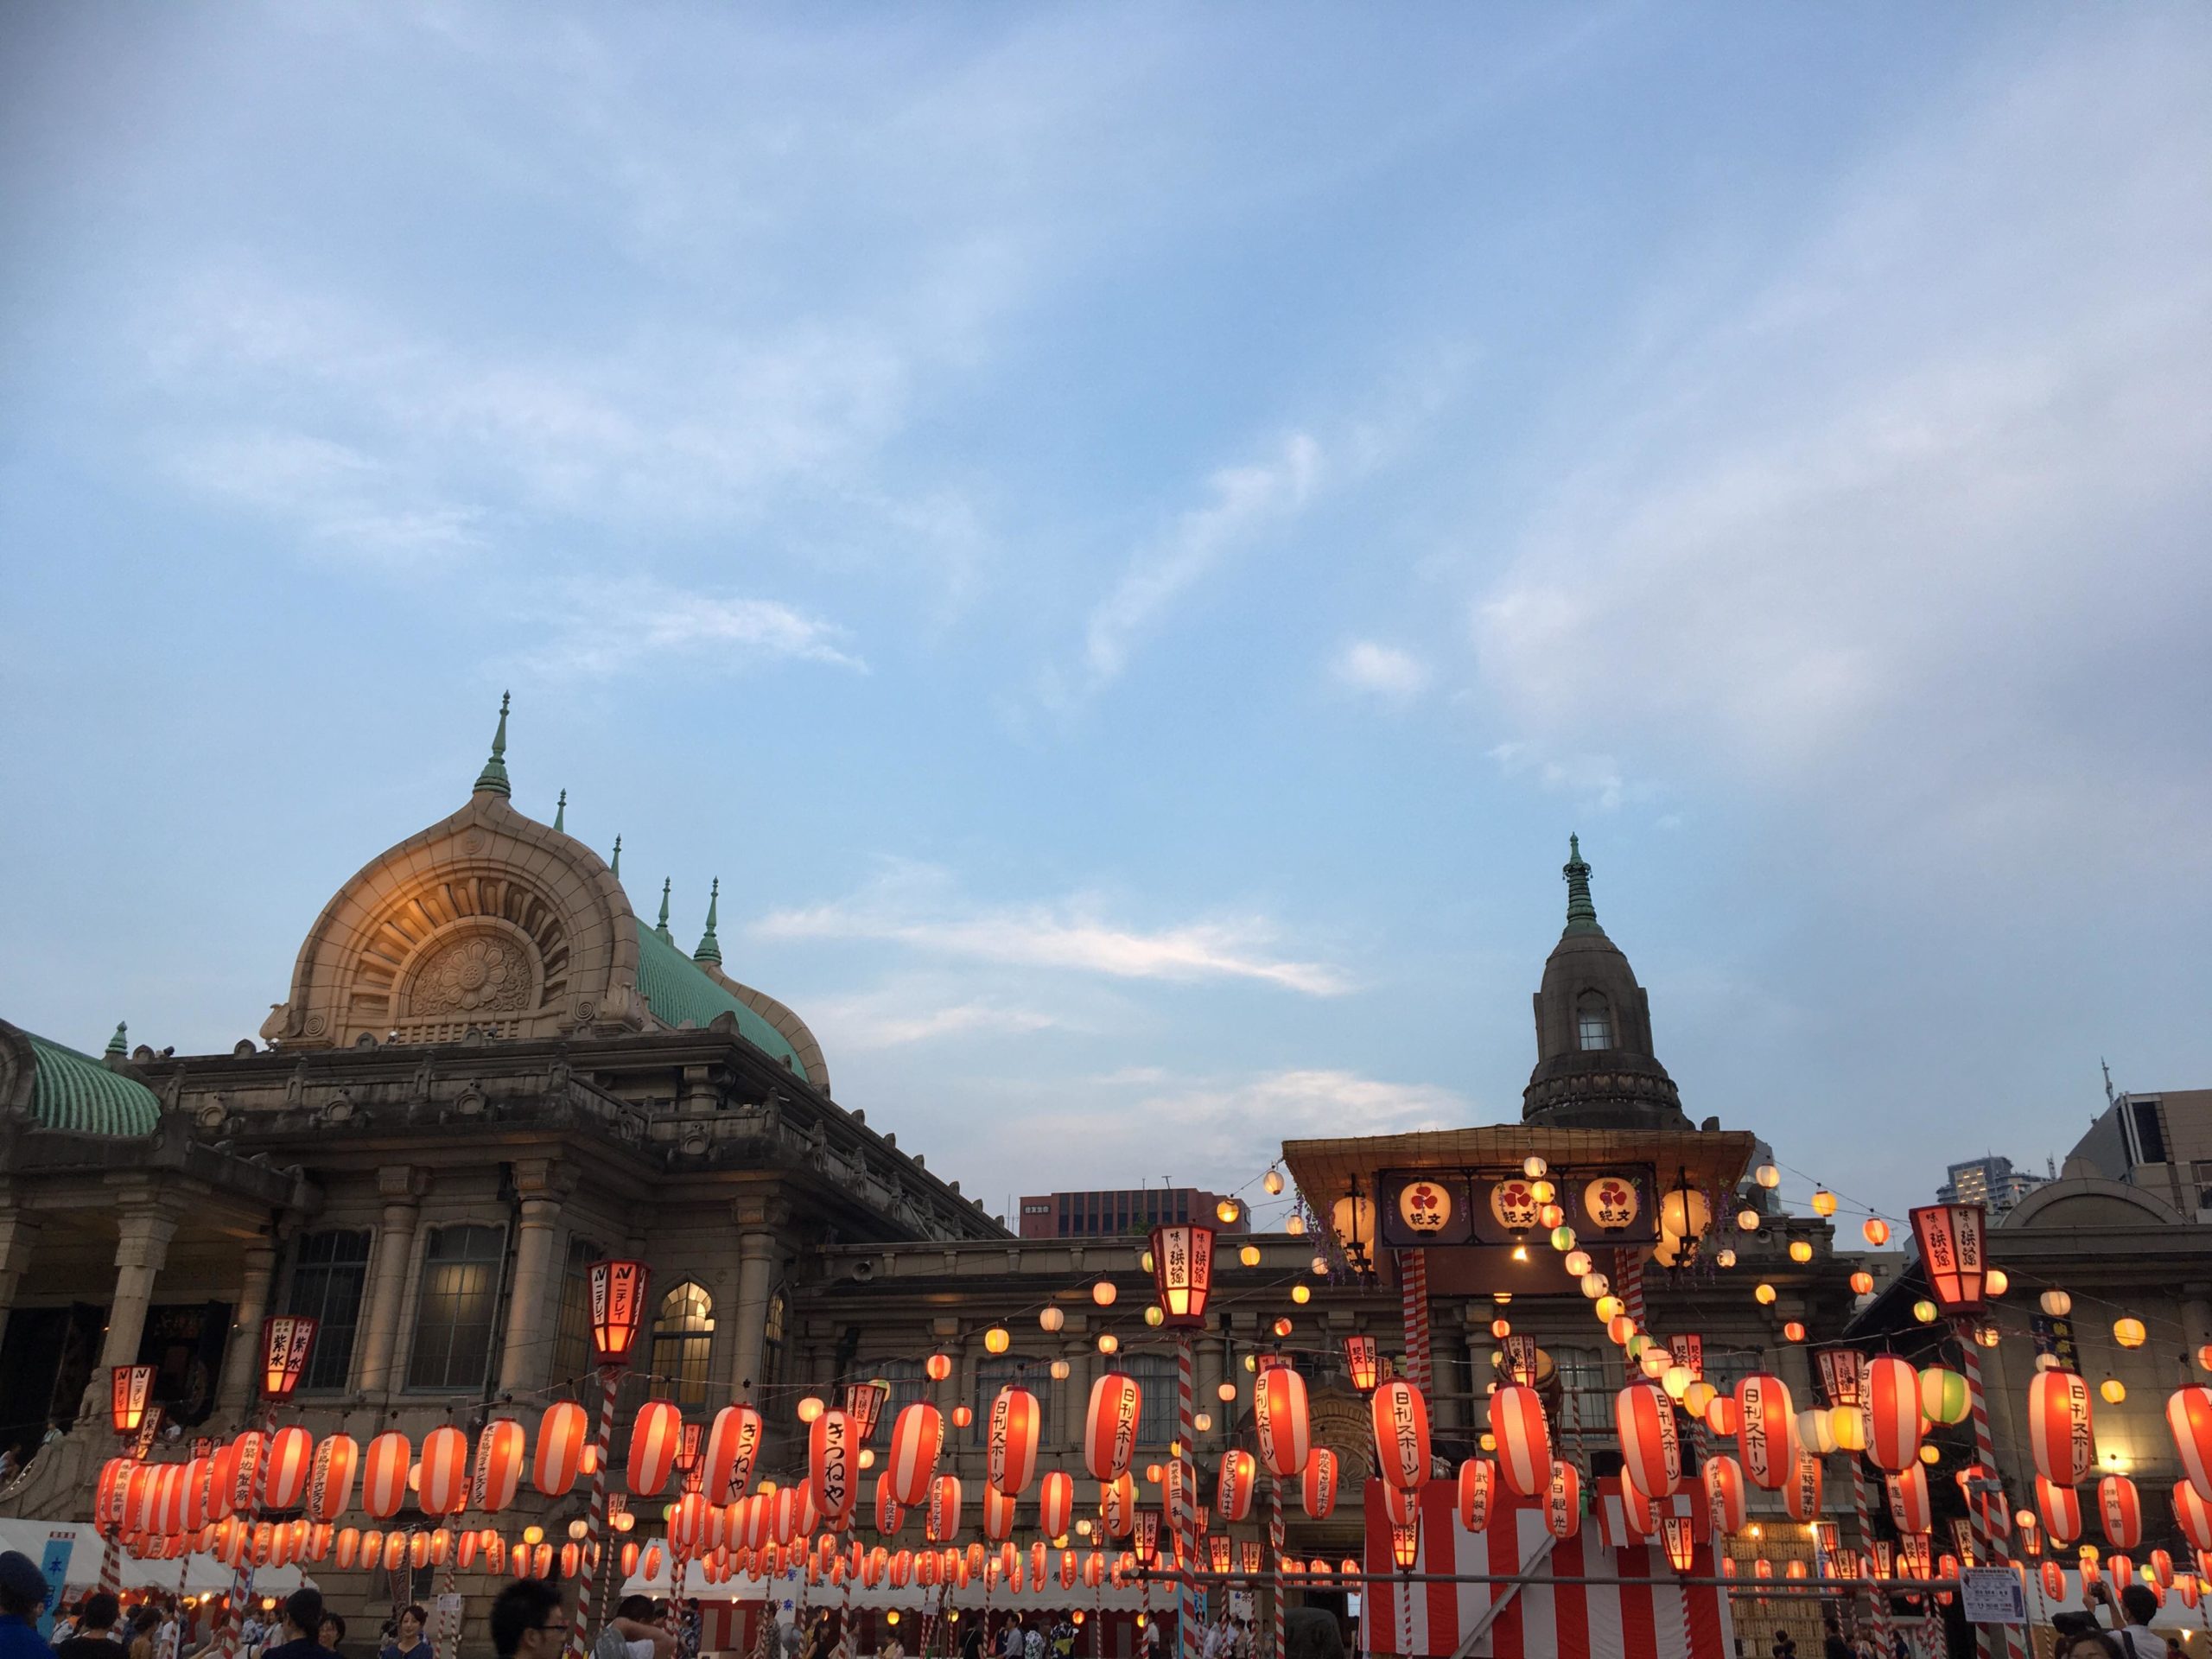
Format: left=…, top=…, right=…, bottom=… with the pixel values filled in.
left=1267, top=1478, right=1284, bottom=1659
left=1953, top=1325, right=2024, bottom=1659
left=1175, top=1336, right=1197, bottom=1659
left=1847, top=1461, right=1895, bottom=1655
left=566, top=1370, right=620, bottom=1659
left=1395, top=1253, right=1431, bottom=1394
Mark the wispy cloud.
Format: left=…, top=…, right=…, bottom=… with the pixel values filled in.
left=165, top=429, right=486, bottom=562
left=754, top=859, right=1351, bottom=995
left=808, top=986, right=1065, bottom=1051
left=518, top=576, right=865, bottom=679
left=1485, top=741, right=1647, bottom=815
left=1331, top=639, right=1429, bottom=704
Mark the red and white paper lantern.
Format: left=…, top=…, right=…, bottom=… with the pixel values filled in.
left=2028, top=1370, right=2096, bottom=1488
left=1084, top=1374, right=1142, bottom=1483
left=1373, top=1380, right=1432, bottom=1491
left=1488, top=1384, right=1549, bottom=1498
left=1253, top=1366, right=1311, bottom=1480
left=1301, top=1447, right=1338, bottom=1520
left=887, top=1403, right=943, bottom=1509
left=1735, top=1375, right=1795, bottom=1491
left=1864, top=1357, right=1923, bottom=1476
left=1615, top=1383, right=1680, bottom=1497
left=988, top=1388, right=1042, bottom=1497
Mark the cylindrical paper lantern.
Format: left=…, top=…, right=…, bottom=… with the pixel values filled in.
left=629, top=1401, right=684, bottom=1497
left=1735, top=1375, right=1794, bottom=1491
left=1039, top=1470, right=1073, bottom=1540
left=2177, top=1482, right=2212, bottom=1553
left=1618, top=1471, right=1657, bottom=1538
left=1615, top=1383, right=1681, bottom=1497
left=887, top=1403, right=943, bottom=1509
left=1703, top=1395, right=1739, bottom=1440
left=1885, top=1466, right=1930, bottom=1534
left=418, top=1425, right=470, bottom=1517
left=1783, top=1453, right=1822, bottom=1523
left=362, top=1432, right=410, bottom=1520
left=1457, top=1459, right=1495, bottom=1533
left=1543, top=1460, right=1580, bottom=1540
left=533, top=1402, right=586, bottom=1496
left=1301, top=1447, right=1338, bottom=1521
left=2101, top=1474, right=2143, bottom=1549
left=2040, top=1475, right=2083, bottom=1545
left=1488, top=1384, right=1549, bottom=1498
left=1084, top=1373, right=1142, bottom=1482
left=1374, top=1381, right=1433, bottom=1491
left=925, top=1474, right=961, bottom=1543
left=1253, top=1366, right=1310, bottom=1479
left=1217, top=1450, right=1256, bottom=1524
left=810, top=1409, right=857, bottom=1525
left=2170, top=1389, right=2212, bottom=1503
left=982, top=1484, right=1015, bottom=1542
left=334, top=1528, right=359, bottom=1570
left=703, top=1404, right=764, bottom=1504
left=1704, top=1456, right=1746, bottom=1536
left=875, top=1473, right=904, bottom=1535
left=1864, top=1357, right=1922, bottom=1475
left=2028, top=1370, right=2095, bottom=1488
left=308, top=1434, right=358, bottom=1523
left=987, top=1388, right=1041, bottom=1497
left=471, top=1418, right=525, bottom=1513
left=262, top=1427, right=314, bottom=1511
left=1101, top=1471, right=1136, bottom=1537
left=2042, top=1560, right=2066, bottom=1601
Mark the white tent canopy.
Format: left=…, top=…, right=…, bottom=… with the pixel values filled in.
left=618, top=1566, right=1152, bottom=1614
left=0, top=1521, right=313, bottom=1598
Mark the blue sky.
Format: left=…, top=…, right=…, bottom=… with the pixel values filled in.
left=3, top=3, right=2209, bottom=1227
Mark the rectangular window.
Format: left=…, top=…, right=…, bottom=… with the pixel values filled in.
left=2130, top=1100, right=2168, bottom=1166
left=1553, top=1346, right=1617, bottom=1431
left=1116, top=1355, right=1179, bottom=1445
left=406, top=1224, right=506, bottom=1392
left=552, top=1236, right=603, bottom=1388
left=284, top=1230, right=371, bottom=1392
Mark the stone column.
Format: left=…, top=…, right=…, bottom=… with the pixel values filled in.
left=353, top=1166, right=430, bottom=1398
left=0, top=1214, right=40, bottom=1354
left=214, top=1242, right=280, bottom=1422
left=499, top=1160, right=574, bottom=1395
left=728, top=1198, right=787, bottom=1404
left=99, top=1207, right=180, bottom=1370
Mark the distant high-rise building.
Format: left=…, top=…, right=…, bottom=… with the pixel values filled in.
left=2066, top=1087, right=2212, bottom=1218
left=1936, top=1154, right=2045, bottom=1214
left=1018, top=1186, right=1250, bottom=1238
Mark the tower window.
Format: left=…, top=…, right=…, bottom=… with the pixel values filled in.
left=1576, top=991, right=1611, bottom=1052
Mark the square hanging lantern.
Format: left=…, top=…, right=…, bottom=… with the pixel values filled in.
left=1238, top=1540, right=1262, bottom=1573
left=1909, top=1205, right=1989, bottom=1315
left=1134, top=1511, right=1160, bottom=1567
left=1344, top=1335, right=1378, bottom=1393
left=1815, top=1348, right=1866, bottom=1409
left=843, top=1381, right=890, bottom=1442
left=260, top=1315, right=319, bottom=1401
left=1389, top=1517, right=1421, bottom=1572
left=672, top=1421, right=704, bottom=1477
left=131, top=1405, right=165, bottom=1461
left=1148, top=1224, right=1216, bottom=1327
left=1208, top=1535, right=1231, bottom=1575
left=1659, top=1515, right=1695, bottom=1573
left=588, top=1260, right=652, bottom=1368
left=110, top=1364, right=156, bottom=1435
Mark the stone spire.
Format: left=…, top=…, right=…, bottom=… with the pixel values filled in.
left=655, top=880, right=673, bottom=940
left=1563, top=833, right=1599, bottom=934
left=105, top=1021, right=128, bottom=1058
left=609, top=836, right=622, bottom=878
left=553, top=789, right=567, bottom=832
left=474, top=692, right=512, bottom=797
left=695, top=878, right=722, bottom=965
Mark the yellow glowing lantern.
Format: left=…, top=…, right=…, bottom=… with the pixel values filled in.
left=1091, top=1281, right=1117, bottom=1307
left=1144, top=1306, right=1166, bottom=1326
left=1985, top=1268, right=2010, bottom=1297
left=1595, top=1294, right=1624, bottom=1321
left=1238, top=1245, right=1261, bottom=1267
left=1097, top=1334, right=1119, bottom=1355
left=984, top=1327, right=1012, bottom=1355
left=1662, top=1365, right=1692, bottom=1400
left=1523, top=1157, right=1548, bottom=1179
left=1051, top=1359, right=1071, bottom=1380
left=2101, top=1377, right=2126, bottom=1404
left=797, top=1396, right=824, bottom=1424
left=1290, top=1285, right=1311, bottom=1306
left=1716, top=1248, right=1738, bottom=1268
left=1530, top=1179, right=1557, bottom=1205
left=2114, top=1318, right=2147, bottom=1349
left=1285, top=1214, right=1306, bottom=1236
left=1263, top=1171, right=1284, bottom=1196
left=1217, top=1199, right=1241, bottom=1225
left=1756, top=1165, right=1781, bottom=1189
left=1789, top=1241, right=1814, bottom=1264
left=1912, top=1300, right=1938, bottom=1325
left=1917, top=1445, right=1940, bottom=1466
left=1811, top=1190, right=1837, bottom=1217
left=1563, top=1250, right=1593, bottom=1276
left=1217, top=1382, right=1236, bottom=1402
left=1754, top=1283, right=1778, bottom=1306
left=1737, top=1209, right=1760, bottom=1232
left=1040, top=1306, right=1065, bottom=1333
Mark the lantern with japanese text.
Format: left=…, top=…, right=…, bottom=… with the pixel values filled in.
left=1084, top=1373, right=1142, bottom=1482
left=810, top=1409, right=857, bottom=1526
left=110, top=1365, right=156, bottom=1435
left=262, top=1426, right=315, bottom=1511
left=589, top=1260, right=651, bottom=1367
left=1253, top=1365, right=1310, bottom=1479
left=1704, top=1456, right=1746, bottom=1536
left=1886, top=1466, right=1931, bottom=1534
left=1344, top=1335, right=1379, bottom=1393
left=362, top=1432, right=410, bottom=1520
left=1302, top=1447, right=1338, bottom=1521
left=629, top=1401, right=684, bottom=1497
left=1148, top=1223, right=1216, bottom=1325
left=1735, top=1375, right=1795, bottom=1491
left=1615, top=1383, right=1680, bottom=1498
left=1217, top=1450, right=1256, bottom=1524
left=1376, top=1379, right=1433, bottom=1490
left=1456, top=1459, right=1496, bottom=1533
left=2101, top=1475, right=2143, bottom=1549
left=2169, top=1388, right=2212, bottom=1503
left=1544, top=1460, right=1580, bottom=1540
left=260, top=1316, right=318, bottom=1401
left=1909, top=1204, right=1989, bottom=1315
left=887, top=1403, right=943, bottom=1509
left=468, top=1419, right=524, bottom=1513
left=703, top=1404, right=764, bottom=1504
left=1489, top=1383, right=1549, bottom=1498
left=1390, top=1516, right=1420, bottom=1572
left=2042, top=1560, right=2067, bottom=1600
left=1784, top=1453, right=1823, bottom=1523
left=2028, top=1370, right=2096, bottom=1488
left=925, top=1474, right=961, bottom=1543
left=987, top=1388, right=1041, bottom=1497
left=1102, top=1471, right=1137, bottom=1537
left=1039, top=1470, right=1073, bottom=1540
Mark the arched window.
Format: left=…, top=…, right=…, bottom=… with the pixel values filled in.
left=407, top=1224, right=505, bottom=1392
left=761, top=1289, right=787, bottom=1389
left=651, top=1281, right=715, bottom=1407
left=973, top=1357, right=1052, bottom=1444
left=1576, top=991, right=1612, bottom=1052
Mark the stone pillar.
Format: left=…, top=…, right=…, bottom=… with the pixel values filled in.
left=728, top=1199, right=786, bottom=1404
left=353, top=1166, right=430, bottom=1397
left=499, top=1160, right=574, bottom=1395
left=214, top=1242, right=280, bottom=1421
left=0, top=1214, right=41, bottom=1354
left=99, top=1208, right=180, bottom=1370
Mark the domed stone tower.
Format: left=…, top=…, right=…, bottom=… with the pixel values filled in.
left=1521, top=836, right=1691, bottom=1131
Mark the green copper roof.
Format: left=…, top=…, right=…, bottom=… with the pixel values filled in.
left=695, top=878, right=722, bottom=966
left=633, top=925, right=808, bottom=1080
left=474, top=692, right=512, bottom=797
left=1562, top=833, right=1602, bottom=935
left=26, top=1033, right=161, bottom=1135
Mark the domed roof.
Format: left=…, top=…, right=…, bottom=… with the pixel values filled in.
left=0, top=1021, right=161, bottom=1135
left=1522, top=837, right=1689, bottom=1131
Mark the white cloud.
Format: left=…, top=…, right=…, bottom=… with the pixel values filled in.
left=753, top=859, right=1351, bottom=995
left=809, top=989, right=1063, bottom=1051
left=1331, top=639, right=1429, bottom=704
left=518, top=576, right=864, bottom=679
left=165, top=429, right=486, bottom=561
left=1485, top=741, right=1643, bottom=815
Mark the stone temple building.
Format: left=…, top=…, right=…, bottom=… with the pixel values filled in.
left=0, top=702, right=1853, bottom=1650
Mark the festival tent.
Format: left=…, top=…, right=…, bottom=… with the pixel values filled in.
left=0, top=1519, right=314, bottom=1597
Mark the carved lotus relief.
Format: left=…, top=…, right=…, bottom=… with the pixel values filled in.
left=406, top=931, right=536, bottom=1017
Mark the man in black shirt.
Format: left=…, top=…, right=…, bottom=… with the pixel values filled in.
left=259, top=1591, right=339, bottom=1659
left=54, top=1592, right=123, bottom=1659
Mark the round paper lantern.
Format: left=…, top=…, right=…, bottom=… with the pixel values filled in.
left=1456, top=1459, right=1495, bottom=1533
left=2101, top=1474, right=2143, bottom=1549
left=629, top=1401, right=684, bottom=1496
left=261, top=1426, right=314, bottom=1511
left=1374, top=1380, right=1433, bottom=1491
left=2114, top=1319, right=2148, bottom=1350
left=925, top=1474, right=962, bottom=1543
left=1920, top=1367, right=1972, bottom=1427
left=1615, top=1384, right=1681, bottom=1497
left=2028, top=1370, right=2096, bottom=1487
left=306, top=1433, right=358, bottom=1523
left=1039, top=1470, right=1073, bottom=1539
left=887, top=1402, right=944, bottom=1508
left=334, top=1527, right=359, bottom=1570
left=1735, top=1375, right=1794, bottom=1491
left=1253, top=1365, right=1310, bottom=1479
left=1831, top=1406, right=1868, bottom=1454
left=1488, top=1384, right=1550, bottom=1498
left=2169, top=1388, right=2212, bottom=1502
left=1863, top=1218, right=1890, bottom=1246
left=982, top=1484, right=1015, bottom=1542
left=531, top=1402, right=586, bottom=1497
left=1618, top=1471, right=1658, bottom=1538
left=703, top=1405, right=764, bottom=1504
left=2039, top=1474, right=2083, bottom=1545
left=1543, top=1460, right=1580, bottom=1540
left=1217, top=1450, right=1256, bottom=1524
left=362, top=1432, right=410, bottom=1520
left=987, top=1387, right=1041, bottom=1497
left=1703, top=1456, right=1746, bottom=1535
left=1703, top=1394, right=1740, bottom=1439
left=417, top=1425, right=470, bottom=1517
left=1301, top=1446, right=1338, bottom=1520
left=1796, top=1408, right=1838, bottom=1458
left=1886, top=1466, right=1931, bottom=1534
left=1084, top=1373, right=1142, bottom=1482
left=2179, top=1482, right=2212, bottom=1553
left=1783, top=1453, right=1823, bottom=1523
left=1864, top=1357, right=1923, bottom=1475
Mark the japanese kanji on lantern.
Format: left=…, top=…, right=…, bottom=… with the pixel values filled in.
left=1253, top=1365, right=1309, bottom=1478
left=1301, top=1446, right=1338, bottom=1520
left=987, top=1386, right=1041, bottom=1497
left=2101, top=1473, right=2143, bottom=1549
left=1101, top=1471, right=1137, bottom=1536
left=1083, top=1372, right=1141, bottom=1481
left=1343, top=1334, right=1379, bottom=1393
left=1909, top=1203, right=1989, bottom=1314
left=1735, top=1374, right=1795, bottom=1491
left=1885, top=1465, right=1930, bottom=1533
left=1615, top=1382, right=1680, bottom=1497
left=2027, top=1370, right=2096, bottom=1487
left=925, top=1474, right=961, bottom=1542
left=588, top=1260, right=651, bottom=1367
left=1147, top=1223, right=1216, bottom=1325
left=698, top=1402, right=761, bottom=1504
left=1217, top=1450, right=1256, bottom=1523
left=469, top=1419, right=524, bottom=1512
left=1374, top=1377, right=1433, bottom=1489
left=1544, top=1460, right=1580, bottom=1540
left=1704, top=1455, right=1746, bottom=1535
left=260, top=1316, right=318, bottom=1400
left=1453, top=1457, right=1495, bottom=1532
left=1783, top=1453, right=1822, bottom=1523
left=811, top=1408, right=857, bottom=1526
